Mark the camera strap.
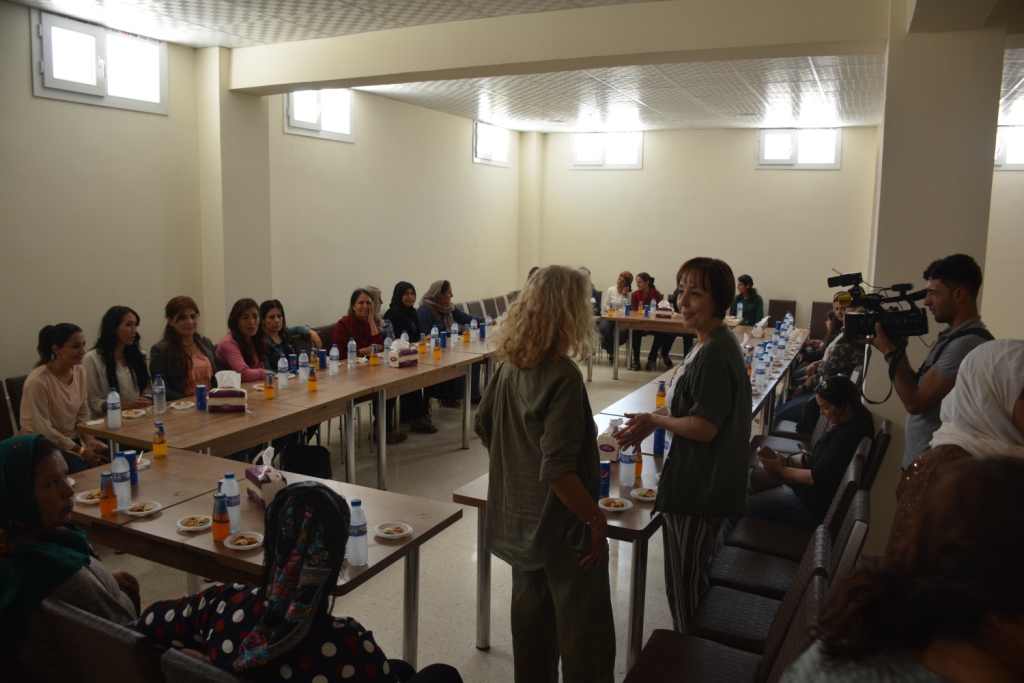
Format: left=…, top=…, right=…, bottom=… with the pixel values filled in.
left=915, top=327, right=995, bottom=381
left=860, top=340, right=907, bottom=405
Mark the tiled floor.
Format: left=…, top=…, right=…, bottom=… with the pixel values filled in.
left=98, top=357, right=679, bottom=682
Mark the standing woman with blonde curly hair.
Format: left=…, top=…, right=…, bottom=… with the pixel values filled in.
left=475, top=265, right=615, bottom=683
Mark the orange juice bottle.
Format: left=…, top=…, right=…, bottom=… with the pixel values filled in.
left=153, top=421, right=167, bottom=457
left=463, top=327, right=470, bottom=344
left=433, top=342, right=441, bottom=360
left=307, top=364, right=317, bottom=391
left=369, top=344, right=379, bottom=366
left=635, top=453, right=643, bottom=478
left=99, top=472, right=117, bottom=516
left=418, top=334, right=426, bottom=354
left=212, top=493, right=230, bottom=541
left=655, top=381, right=666, bottom=409
left=263, top=371, right=275, bottom=399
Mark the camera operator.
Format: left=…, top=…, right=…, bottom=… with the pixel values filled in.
left=868, top=254, right=993, bottom=470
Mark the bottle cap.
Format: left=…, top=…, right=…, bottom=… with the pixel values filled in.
left=214, top=492, right=225, bottom=499
left=225, top=473, right=235, bottom=479
left=352, top=499, right=362, bottom=506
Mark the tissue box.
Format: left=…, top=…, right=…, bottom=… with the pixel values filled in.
left=655, top=302, right=674, bottom=319
left=750, top=324, right=766, bottom=339
left=245, top=464, right=287, bottom=509
left=208, top=387, right=247, bottom=412
left=389, top=347, right=419, bottom=368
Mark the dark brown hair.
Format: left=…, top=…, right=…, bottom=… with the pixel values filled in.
left=93, top=306, right=150, bottom=394
left=817, top=457, right=1024, bottom=663
left=227, top=298, right=265, bottom=367
left=676, top=258, right=735, bottom=320
left=35, top=323, right=82, bottom=366
left=162, top=296, right=201, bottom=380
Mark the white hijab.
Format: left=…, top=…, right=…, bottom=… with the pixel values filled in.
left=929, top=339, right=1024, bottom=459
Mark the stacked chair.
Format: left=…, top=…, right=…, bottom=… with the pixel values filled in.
left=625, top=416, right=892, bottom=682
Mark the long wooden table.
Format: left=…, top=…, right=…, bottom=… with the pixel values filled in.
left=453, top=413, right=664, bottom=670
left=70, top=448, right=462, bottom=667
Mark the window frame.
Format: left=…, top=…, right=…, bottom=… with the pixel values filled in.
left=994, top=126, right=1024, bottom=171
left=283, top=89, right=354, bottom=144
left=473, top=122, right=510, bottom=168
left=756, top=128, right=842, bottom=170
left=31, top=10, right=169, bottom=116
left=570, top=132, right=644, bottom=170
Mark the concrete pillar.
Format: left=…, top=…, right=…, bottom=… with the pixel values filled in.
left=862, top=0, right=1006, bottom=554
left=518, top=132, right=545, bottom=281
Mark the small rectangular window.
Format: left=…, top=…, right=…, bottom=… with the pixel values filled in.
left=570, top=132, right=643, bottom=170
left=757, top=128, right=842, bottom=170
left=473, top=122, right=510, bottom=167
left=32, top=10, right=168, bottom=115
left=994, top=127, right=1024, bottom=171
left=284, top=89, right=354, bottom=143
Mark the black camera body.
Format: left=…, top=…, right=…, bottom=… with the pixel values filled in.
left=830, top=273, right=930, bottom=340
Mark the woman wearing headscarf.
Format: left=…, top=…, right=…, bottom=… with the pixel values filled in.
left=598, top=270, right=632, bottom=357
left=136, top=482, right=462, bottom=683
left=475, top=265, right=615, bottom=683
left=1, top=435, right=139, bottom=682
left=885, top=339, right=1024, bottom=556
left=417, top=280, right=484, bottom=408
left=365, top=285, right=395, bottom=342
left=384, top=282, right=437, bottom=434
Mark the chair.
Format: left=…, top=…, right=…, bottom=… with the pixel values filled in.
left=830, top=490, right=870, bottom=586
left=767, top=299, right=796, bottom=326
left=860, top=420, right=891, bottom=492
left=727, top=449, right=864, bottom=562
left=161, top=647, right=245, bottom=683
left=0, top=382, right=15, bottom=441
left=808, top=301, right=832, bottom=341
left=506, top=289, right=520, bottom=304
left=622, top=575, right=827, bottom=683
left=481, top=297, right=501, bottom=318
left=849, top=363, right=864, bottom=387
left=39, top=598, right=165, bottom=683
left=688, top=526, right=829, bottom=654
left=5, top=374, right=27, bottom=430
left=465, top=300, right=485, bottom=319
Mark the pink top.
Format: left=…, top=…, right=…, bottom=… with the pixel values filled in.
left=215, top=334, right=265, bottom=382
left=187, top=349, right=214, bottom=396
left=20, top=364, right=91, bottom=453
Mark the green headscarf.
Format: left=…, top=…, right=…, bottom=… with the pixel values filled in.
left=0, top=435, right=93, bottom=654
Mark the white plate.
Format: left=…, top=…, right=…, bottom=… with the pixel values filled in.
left=170, top=400, right=194, bottom=410
left=136, top=458, right=151, bottom=470
left=630, top=487, right=658, bottom=502
left=177, top=515, right=212, bottom=532
left=374, top=522, right=413, bottom=539
left=252, top=383, right=264, bottom=391
left=599, top=498, right=633, bottom=512
left=122, top=408, right=147, bottom=419
left=123, top=501, right=162, bottom=517
left=752, top=388, right=762, bottom=395
left=224, top=532, right=264, bottom=550
left=75, top=490, right=102, bottom=505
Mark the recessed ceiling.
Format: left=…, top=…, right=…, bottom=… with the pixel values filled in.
left=10, top=0, right=1024, bottom=131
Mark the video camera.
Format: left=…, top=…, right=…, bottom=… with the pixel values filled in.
left=828, top=272, right=929, bottom=340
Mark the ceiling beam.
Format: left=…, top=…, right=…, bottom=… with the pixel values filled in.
left=229, top=0, right=889, bottom=96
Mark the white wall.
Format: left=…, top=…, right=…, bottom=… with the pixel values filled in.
left=267, top=91, right=522, bottom=328
left=983, top=170, right=1024, bottom=339
left=0, top=1, right=201, bottom=381
left=537, top=127, right=880, bottom=323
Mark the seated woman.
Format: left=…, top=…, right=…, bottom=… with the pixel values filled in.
left=149, top=296, right=218, bottom=400
left=83, top=306, right=152, bottom=419
left=598, top=270, right=633, bottom=356
left=365, top=285, right=395, bottom=340
left=21, top=324, right=107, bottom=473
left=416, top=280, right=483, bottom=407
left=383, top=282, right=437, bottom=434
left=886, top=339, right=1024, bottom=557
left=1, top=435, right=139, bottom=683
left=334, top=289, right=407, bottom=444
left=749, top=376, right=873, bottom=525
left=259, top=299, right=321, bottom=371
left=136, top=482, right=462, bottom=683
left=629, top=272, right=673, bottom=371
left=783, top=456, right=1024, bottom=683
left=730, top=274, right=764, bottom=326
left=774, top=305, right=864, bottom=432
left=216, top=299, right=267, bottom=382
left=795, top=293, right=845, bottom=373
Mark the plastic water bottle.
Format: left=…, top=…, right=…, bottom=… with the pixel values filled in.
left=450, top=322, right=459, bottom=344
left=383, top=335, right=393, bottom=354
left=470, top=319, right=478, bottom=333
left=329, top=344, right=340, bottom=375
left=298, top=351, right=309, bottom=383
left=618, top=449, right=637, bottom=487
left=737, top=301, right=744, bottom=321
left=277, top=356, right=290, bottom=388
left=348, top=499, right=368, bottom=566
left=485, top=314, right=493, bottom=328
left=431, top=325, right=440, bottom=349
left=754, top=355, right=767, bottom=390
left=221, top=473, right=241, bottom=534
left=401, top=330, right=409, bottom=343
left=153, top=374, right=166, bottom=414
left=111, top=451, right=131, bottom=509
left=347, top=338, right=357, bottom=366
left=107, top=388, right=121, bottom=430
